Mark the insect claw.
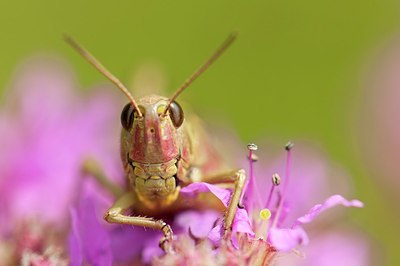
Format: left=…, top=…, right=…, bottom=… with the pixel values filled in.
left=223, top=228, right=233, bottom=239
left=159, top=236, right=174, bottom=254
left=103, top=212, right=112, bottom=222
left=238, top=202, right=245, bottom=209
left=103, top=208, right=121, bottom=223
left=157, top=221, right=174, bottom=253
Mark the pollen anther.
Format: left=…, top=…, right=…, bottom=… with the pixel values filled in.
left=259, top=209, right=272, bottom=220
left=272, top=173, right=281, bottom=186
left=285, top=142, right=294, bottom=151
left=247, top=143, right=258, bottom=151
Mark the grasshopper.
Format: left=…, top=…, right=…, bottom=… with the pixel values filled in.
left=65, top=34, right=246, bottom=253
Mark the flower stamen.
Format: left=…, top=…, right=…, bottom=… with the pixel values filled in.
left=265, top=173, right=281, bottom=209
left=271, top=142, right=293, bottom=228
left=241, top=143, right=263, bottom=211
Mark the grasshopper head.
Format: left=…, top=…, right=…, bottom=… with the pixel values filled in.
left=120, top=94, right=184, bottom=164
left=65, top=33, right=234, bottom=164
left=65, top=34, right=236, bottom=206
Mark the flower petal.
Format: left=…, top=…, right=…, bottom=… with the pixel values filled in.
left=68, top=193, right=112, bottom=266
left=181, top=183, right=254, bottom=245
left=180, top=182, right=231, bottom=206
left=232, top=208, right=254, bottom=236
left=294, top=194, right=363, bottom=226
left=68, top=208, right=83, bottom=266
left=230, top=208, right=255, bottom=248
left=275, top=229, right=372, bottom=266
left=208, top=224, right=223, bottom=245
left=175, top=210, right=220, bottom=238
left=268, top=226, right=309, bottom=251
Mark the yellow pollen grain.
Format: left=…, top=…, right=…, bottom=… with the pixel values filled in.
left=259, top=208, right=271, bottom=220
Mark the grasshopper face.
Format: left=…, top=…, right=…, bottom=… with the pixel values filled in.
left=120, top=94, right=185, bottom=207
left=121, top=94, right=184, bottom=164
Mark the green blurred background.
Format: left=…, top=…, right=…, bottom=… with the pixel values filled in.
left=0, top=1, right=398, bottom=264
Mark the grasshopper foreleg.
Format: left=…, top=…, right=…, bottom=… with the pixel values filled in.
left=201, top=169, right=247, bottom=237
left=104, top=192, right=174, bottom=253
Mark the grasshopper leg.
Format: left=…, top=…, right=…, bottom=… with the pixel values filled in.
left=81, top=158, right=124, bottom=198
left=201, top=169, right=247, bottom=237
left=104, top=192, right=174, bottom=253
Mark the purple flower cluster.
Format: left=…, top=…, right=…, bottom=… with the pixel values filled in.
left=0, top=58, right=371, bottom=265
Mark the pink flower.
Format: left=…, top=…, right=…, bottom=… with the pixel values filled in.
left=0, top=57, right=122, bottom=264
left=0, top=57, right=370, bottom=265
left=162, top=143, right=367, bottom=265
left=232, top=143, right=370, bottom=265
left=0, top=57, right=122, bottom=230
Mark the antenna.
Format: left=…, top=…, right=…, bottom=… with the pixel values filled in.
left=163, top=32, right=238, bottom=116
left=64, top=35, right=143, bottom=117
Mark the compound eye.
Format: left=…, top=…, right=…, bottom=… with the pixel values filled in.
left=169, top=101, right=184, bottom=128
left=120, top=103, right=136, bottom=130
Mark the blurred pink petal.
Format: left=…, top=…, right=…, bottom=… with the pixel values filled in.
left=69, top=205, right=113, bottom=266
left=360, top=36, right=400, bottom=201
left=0, top=58, right=122, bottom=232
left=174, top=210, right=220, bottom=238
left=268, top=226, right=309, bottom=252
left=276, top=229, right=373, bottom=266
left=303, top=232, right=371, bottom=266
